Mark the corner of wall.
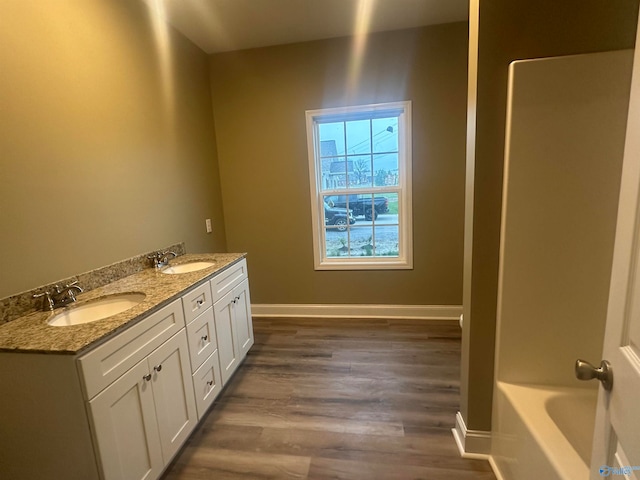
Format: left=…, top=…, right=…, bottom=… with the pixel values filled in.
left=452, top=411, right=492, bottom=459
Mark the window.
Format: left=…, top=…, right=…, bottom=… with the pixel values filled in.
left=305, top=101, right=412, bottom=270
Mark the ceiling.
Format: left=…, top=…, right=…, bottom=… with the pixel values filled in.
left=150, top=0, right=469, bottom=54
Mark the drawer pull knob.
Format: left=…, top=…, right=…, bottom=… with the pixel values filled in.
left=196, top=299, right=204, bottom=307
left=202, top=335, right=208, bottom=341
left=143, top=374, right=152, bottom=382
left=154, top=365, right=162, bottom=373
left=206, top=380, right=214, bottom=386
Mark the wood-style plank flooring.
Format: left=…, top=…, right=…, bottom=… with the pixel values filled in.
left=162, top=318, right=496, bottom=480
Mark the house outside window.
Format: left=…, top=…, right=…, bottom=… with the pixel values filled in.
left=305, top=101, right=413, bottom=270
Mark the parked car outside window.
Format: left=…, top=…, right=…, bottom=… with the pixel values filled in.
left=324, top=202, right=356, bottom=231
left=325, top=194, right=389, bottom=220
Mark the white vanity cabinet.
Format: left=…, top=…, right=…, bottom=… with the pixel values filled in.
left=81, top=300, right=197, bottom=480
left=211, top=260, right=253, bottom=384
left=0, top=257, right=253, bottom=480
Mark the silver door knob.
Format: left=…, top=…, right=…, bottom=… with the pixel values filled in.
left=575, top=359, right=613, bottom=391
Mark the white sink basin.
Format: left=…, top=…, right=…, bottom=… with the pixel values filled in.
left=48, top=293, right=146, bottom=327
left=161, top=261, right=215, bottom=274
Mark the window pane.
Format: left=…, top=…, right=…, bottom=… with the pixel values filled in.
left=346, top=119, right=371, bottom=154
left=349, top=226, right=374, bottom=257
left=323, top=194, right=353, bottom=232
left=374, top=225, right=399, bottom=257
left=375, top=193, right=397, bottom=224
left=348, top=155, right=373, bottom=189
left=373, top=154, right=399, bottom=186
left=319, top=122, right=345, bottom=156
left=321, top=157, right=347, bottom=190
left=325, top=194, right=346, bottom=209
left=352, top=193, right=391, bottom=222
left=325, top=230, right=349, bottom=258
left=372, top=117, right=398, bottom=153
left=355, top=193, right=373, bottom=221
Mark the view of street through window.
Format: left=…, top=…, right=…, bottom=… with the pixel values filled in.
left=318, top=117, right=401, bottom=258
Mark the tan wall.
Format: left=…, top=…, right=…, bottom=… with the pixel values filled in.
left=210, top=23, right=469, bottom=305
left=0, top=0, right=226, bottom=299
left=463, top=0, right=638, bottom=432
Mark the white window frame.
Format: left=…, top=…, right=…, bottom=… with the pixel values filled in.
left=305, top=101, right=413, bottom=270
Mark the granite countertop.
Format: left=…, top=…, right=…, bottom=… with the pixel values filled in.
left=0, top=253, right=246, bottom=355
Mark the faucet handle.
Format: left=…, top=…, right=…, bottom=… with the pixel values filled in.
left=52, top=281, right=81, bottom=295
left=147, top=251, right=162, bottom=268
left=147, top=251, right=177, bottom=268
left=33, top=291, right=54, bottom=311
left=63, top=280, right=83, bottom=292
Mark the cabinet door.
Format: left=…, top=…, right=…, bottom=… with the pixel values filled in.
left=148, top=332, right=197, bottom=463
left=214, top=289, right=240, bottom=385
left=233, top=279, right=254, bottom=359
left=89, top=361, right=163, bottom=480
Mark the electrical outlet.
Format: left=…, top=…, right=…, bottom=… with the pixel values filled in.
left=205, top=218, right=212, bottom=233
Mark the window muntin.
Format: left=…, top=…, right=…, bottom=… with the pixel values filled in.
left=306, top=102, right=412, bottom=270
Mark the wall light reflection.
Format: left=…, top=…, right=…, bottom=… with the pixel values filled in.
left=146, top=0, right=175, bottom=122
left=347, top=0, right=375, bottom=98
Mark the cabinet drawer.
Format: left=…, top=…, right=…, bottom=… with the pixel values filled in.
left=181, top=282, right=213, bottom=325
left=210, top=259, right=247, bottom=303
left=79, top=300, right=185, bottom=400
left=185, top=307, right=217, bottom=372
left=192, top=350, right=222, bottom=420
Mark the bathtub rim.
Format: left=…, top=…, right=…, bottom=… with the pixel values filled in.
left=493, top=381, right=597, bottom=480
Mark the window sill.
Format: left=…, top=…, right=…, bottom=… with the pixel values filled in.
left=314, top=258, right=413, bottom=271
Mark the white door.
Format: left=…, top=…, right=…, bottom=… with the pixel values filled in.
left=590, top=14, right=640, bottom=478
left=89, top=360, right=163, bottom=480
left=233, top=279, right=254, bottom=358
left=148, top=332, right=197, bottom=463
left=214, top=289, right=240, bottom=385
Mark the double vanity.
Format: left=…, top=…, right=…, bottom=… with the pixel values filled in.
left=0, top=253, right=253, bottom=480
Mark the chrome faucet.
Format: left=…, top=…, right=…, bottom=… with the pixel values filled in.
left=147, top=251, right=177, bottom=269
left=33, top=281, right=84, bottom=311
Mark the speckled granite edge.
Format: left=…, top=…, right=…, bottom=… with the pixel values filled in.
left=0, top=252, right=247, bottom=354
left=0, top=243, right=186, bottom=325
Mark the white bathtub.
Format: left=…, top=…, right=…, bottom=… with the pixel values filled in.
left=491, top=382, right=598, bottom=480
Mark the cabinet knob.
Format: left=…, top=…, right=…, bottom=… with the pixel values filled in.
left=206, top=380, right=214, bottom=387
left=202, top=335, right=208, bottom=341
left=196, top=299, right=204, bottom=307
left=154, top=365, right=162, bottom=373
left=143, top=374, right=152, bottom=382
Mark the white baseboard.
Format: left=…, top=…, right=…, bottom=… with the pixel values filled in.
left=250, top=304, right=462, bottom=321
left=452, top=411, right=491, bottom=459
left=488, top=456, right=505, bottom=480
